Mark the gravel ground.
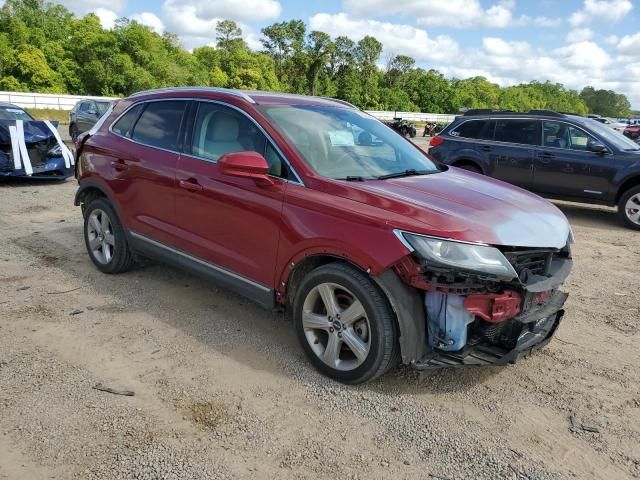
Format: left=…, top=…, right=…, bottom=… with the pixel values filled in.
left=0, top=174, right=639, bottom=480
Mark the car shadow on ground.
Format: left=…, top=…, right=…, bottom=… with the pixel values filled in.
left=11, top=219, right=499, bottom=393
left=553, top=201, right=624, bottom=230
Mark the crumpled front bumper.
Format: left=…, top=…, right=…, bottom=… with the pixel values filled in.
left=413, top=291, right=567, bottom=369
left=0, top=155, right=73, bottom=179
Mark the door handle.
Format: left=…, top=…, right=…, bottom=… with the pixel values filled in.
left=480, top=145, right=492, bottom=152
left=110, top=160, right=128, bottom=171
left=179, top=179, right=203, bottom=192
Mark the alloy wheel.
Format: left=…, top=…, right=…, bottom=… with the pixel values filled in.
left=301, top=282, right=371, bottom=371
left=625, top=193, right=640, bottom=226
left=87, top=209, right=115, bottom=265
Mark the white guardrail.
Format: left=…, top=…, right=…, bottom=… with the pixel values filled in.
left=0, top=91, right=457, bottom=123
left=0, top=91, right=118, bottom=111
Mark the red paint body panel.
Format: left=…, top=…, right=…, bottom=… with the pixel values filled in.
left=77, top=88, right=570, bottom=301
left=175, top=154, right=286, bottom=287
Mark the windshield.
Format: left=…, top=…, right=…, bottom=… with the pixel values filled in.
left=96, top=101, right=111, bottom=114
left=0, top=106, right=34, bottom=121
left=258, top=105, right=439, bottom=180
left=585, top=118, right=640, bottom=151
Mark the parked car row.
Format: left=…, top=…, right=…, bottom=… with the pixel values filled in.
left=428, top=109, right=640, bottom=230
left=73, top=87, right=573, bottom=383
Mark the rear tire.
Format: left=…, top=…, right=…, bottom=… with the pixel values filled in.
left=83, top=198, right=135, bottom=273
left=618, top=186, right=640, bottom=230
left=69, top=124, right=79, bottom=142
left=293, top=262, right=398, bottom=384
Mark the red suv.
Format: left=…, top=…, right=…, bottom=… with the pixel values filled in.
left=75, top=88, right=573, bottom=384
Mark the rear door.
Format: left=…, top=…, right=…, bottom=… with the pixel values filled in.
left=110, top=99, right=188, bottom=246
left=533, top=120, right=614, bottom=200
left=174, top=101, right=289, bottom=293
left=486, top=119, right=539, bottom=189
left=77, top=101, right=99, bottom=133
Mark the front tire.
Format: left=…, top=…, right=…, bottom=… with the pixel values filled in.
left=293, top=262, right=398, bottom=384
left=70, top=124, right=79, bottom=142
left=83, top=198, right=135, bottom=273
left=618, top=186, right=640, bottom=230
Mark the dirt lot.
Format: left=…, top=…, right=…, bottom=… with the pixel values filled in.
left=0, top=177, right=638, bottom=480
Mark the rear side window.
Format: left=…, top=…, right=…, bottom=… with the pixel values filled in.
left=494, top=119, right=540, bottom=146
left=112, top=104, right=144, bottom=137
left=131, top=101, right=188, bottom=151
left=543, top=121, right=597, bottom=151
left=451, top=120, right=494, bottom=140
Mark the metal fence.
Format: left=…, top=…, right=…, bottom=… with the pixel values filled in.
left=0, top=91, right=118, bottom=111
left=0, top=91, right=457, bottom=124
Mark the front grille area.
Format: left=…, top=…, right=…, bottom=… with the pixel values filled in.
left=502, top=249, right=554, bottom=282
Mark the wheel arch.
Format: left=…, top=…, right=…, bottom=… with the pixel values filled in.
left=615, top=175, right=640, bottom=204
left=451, top=158, right=485, bottom=174
left=283, top=253, right=426, bottom=366
left=74, top=180, right=123, bottom=221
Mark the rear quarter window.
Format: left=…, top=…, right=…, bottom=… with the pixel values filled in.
left=131, top=101, right=188, bottom=151
left=450, top=120, right=494, bottom=140
left=111, top=104, right=144, bottom=137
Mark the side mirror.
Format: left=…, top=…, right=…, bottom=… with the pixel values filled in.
left=87, top=108, right=98, bottom=116
left=588, top=143, right=608, bottom=155
left=218, top=151, right=274, bottom=185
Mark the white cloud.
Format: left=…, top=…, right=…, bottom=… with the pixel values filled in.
left=57, top=0, right=126, bottom=15
left=566, top=28, right=593, bottom=43
left=309, top=13, right=459, bottom=62
left=162, top=0, right=278, bottom=50
left=343, top=0, right=557, bottom=28
left=94, top=8, right=118, bottom=29
left=131, top=12, right=165, bottom=34
left=569, top=0, right=633, bottom=27
left=617, top=32, right=640, bottom=55
left=605, top=34, right=620, bottom=45
left=163, top=0, right=280, bottom=25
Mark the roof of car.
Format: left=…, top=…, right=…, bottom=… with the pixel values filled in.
left=0, top=102, right=25, bottom=110
left=456, top=109, right=593, bottom=125
left=128, top=87, right=356, bottom=109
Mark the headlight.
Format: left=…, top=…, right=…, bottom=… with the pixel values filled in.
left=47, top=144, right=62, bottom=156
left=395, top=230, right=518, bottom=280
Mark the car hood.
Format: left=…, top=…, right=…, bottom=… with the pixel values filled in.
left=333, top=168, right=571, bottom=249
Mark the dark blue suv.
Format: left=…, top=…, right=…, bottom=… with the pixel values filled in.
left=429, top=110, right=640, bottom=230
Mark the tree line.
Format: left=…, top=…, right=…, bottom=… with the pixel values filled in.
left=0, top=0, right=634, bottom=117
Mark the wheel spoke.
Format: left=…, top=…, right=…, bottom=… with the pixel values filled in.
left=103, top=232, right=115, bottom=246
left=88, top=236, right=101, bottom=250
left=100, top=213, right=110, bottom=232
left=102, top=242, right=112, bottom=263
left=341, top=328, right=369, bottom=363
left=339, top=300, right=365, bottom=326
left=90, top=215, right=101, bottom=233
left=302, top=312, right=330, bottom=330
left=629, top=211, right=640, bottom=223
left=318, top=284, right=339, bottom=318
left=323, top=334, right=341, bottom=368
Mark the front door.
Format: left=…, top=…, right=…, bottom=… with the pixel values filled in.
left=533, top=120, right=614, bottom=201
left=175, top=101, right=290, bottom=294
left=486, top=119, right=539, bottom=190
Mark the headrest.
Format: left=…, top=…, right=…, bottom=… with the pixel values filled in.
left=210, top=113, right=239, bottom=142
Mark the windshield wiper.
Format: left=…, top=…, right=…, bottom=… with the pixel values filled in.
left=376, top=169, right=431, bottom=180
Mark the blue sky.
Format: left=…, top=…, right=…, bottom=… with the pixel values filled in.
left=53, top=0, right=640, bottom=108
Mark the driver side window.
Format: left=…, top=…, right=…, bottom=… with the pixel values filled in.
left=543, top=121, right=597, bottom=151
left=191, top=102, right=288, bottom=179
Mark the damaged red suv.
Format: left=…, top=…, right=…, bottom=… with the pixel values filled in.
left=75, top=88, right=573, bottom=384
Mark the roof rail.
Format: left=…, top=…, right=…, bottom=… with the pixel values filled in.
left=129, top=87, right=256, bottom=103
left=462, top=109, right=515, bottom=116
left=527, top=109, right=565, bottom=117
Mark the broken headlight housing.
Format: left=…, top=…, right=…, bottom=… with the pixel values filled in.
left=395, top=230, right=518, bottom=280
left=47, top=144, right=62, bottom=157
